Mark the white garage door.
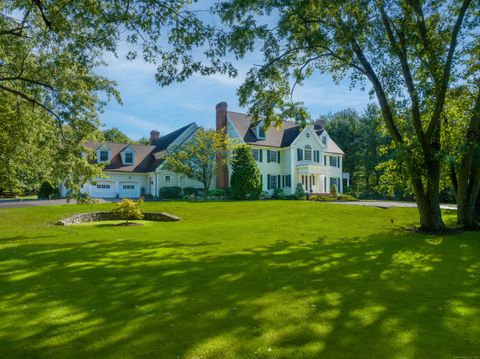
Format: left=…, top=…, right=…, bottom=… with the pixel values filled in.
left=118, top=181, right=140, bottom=198
left=90, top=181, right=116, bottom=198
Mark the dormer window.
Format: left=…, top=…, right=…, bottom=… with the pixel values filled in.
left=255, top=122, right=266, bottom=139
left=99, top=150, right=109, bottom=162
left=120, top=145, right=136, bottom=165
left=124, top=152, right=133, bottom=164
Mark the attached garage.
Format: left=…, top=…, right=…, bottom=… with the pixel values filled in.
left=118, top=181, right=140, bottom=198
left=89, top=181, right=116, bottom=198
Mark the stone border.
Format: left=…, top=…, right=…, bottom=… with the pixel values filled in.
left=56, top=211, right=180, bottom=226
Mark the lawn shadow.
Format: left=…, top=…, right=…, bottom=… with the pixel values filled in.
left=0, top=230, right=479, bottom=358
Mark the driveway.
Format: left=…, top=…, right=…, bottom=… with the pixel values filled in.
left=0, top=198, right=457, bottom=210
left=331, top=200, right=457, bottom=210
left=0, top=198, right=117, bottom=209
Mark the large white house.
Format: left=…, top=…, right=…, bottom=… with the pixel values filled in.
left=216, top=102, right=346, bottom=195
left=61, top=102, right=346, bottom=198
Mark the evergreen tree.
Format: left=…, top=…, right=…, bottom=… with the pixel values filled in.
left=230, top=145, right=262, bottom=200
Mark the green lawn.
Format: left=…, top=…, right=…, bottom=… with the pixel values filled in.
left=0, top=201, right=478, bottom=358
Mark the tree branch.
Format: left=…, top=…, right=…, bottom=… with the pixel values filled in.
left=378, top=2, right=425, bottom=146
left=425, top=0, right=472, bottom=141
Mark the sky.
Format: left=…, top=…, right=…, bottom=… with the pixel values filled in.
left=95, top=4, right=373, bottom=141
left=96, top=51, right=372, bottom=141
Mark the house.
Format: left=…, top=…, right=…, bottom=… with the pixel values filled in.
left=59, top=122, right=207, bottom=198
left=61, top=101, right=346, bottom=198
left=216, top=102, right=346, bottom=195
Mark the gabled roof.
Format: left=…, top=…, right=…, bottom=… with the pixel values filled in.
left=83, top=122, right=196, bottom=173
left=151, top=123, right=194, bottom=152
left=84, top=142, right=156, bottom=173
left=228, top=111, right=344, bottom=154
left=228, top=112, right=300, bottom=148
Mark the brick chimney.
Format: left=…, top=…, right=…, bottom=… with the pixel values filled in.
left=216, top=102, right=229, bottom=189
left=149, top=130, right=160, bottom=144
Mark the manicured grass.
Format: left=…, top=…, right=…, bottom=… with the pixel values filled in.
left=0, top=201, right=478, bottom=358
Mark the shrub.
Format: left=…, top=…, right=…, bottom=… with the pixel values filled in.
left=159, top=186, right=182, bottom=199
left=310, top=194, right=336, bottom=202
left=112, top=198, right=144, bottom=223
left=260, top=190, right=270, bottom=200
left=38, top=181, right=59, bottom=199
left=74, top=192, right=97, bottom=205
left=272, top=188, right=286, bottom=199
left=338, top=194, right=358, bottom=201
left=183, top=187, right=196, bottom=196
left=330, top=184, right=338, bottom=198
left=230, top=145, right=262, bottom=200
left=195, top=188, right=206, bottom=197
left=208, top=188, right=226, bottom=197
left=285, top=194, right=299, bottom=200
left=295, top=183, right=306, bottom=199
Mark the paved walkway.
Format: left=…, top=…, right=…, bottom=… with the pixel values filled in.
left=331, top=200, right=457, bottom=210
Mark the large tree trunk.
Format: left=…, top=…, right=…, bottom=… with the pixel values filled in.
left=455, top=91, right=480, bottom=229
left=454, top=150, right=480, bottom=229
left=410, top=158, right=445, bottom=232
left=475, top=194, right=480, bottom=223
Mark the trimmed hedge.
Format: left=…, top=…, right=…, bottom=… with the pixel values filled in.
left=159, top=186, right=182, bottom=199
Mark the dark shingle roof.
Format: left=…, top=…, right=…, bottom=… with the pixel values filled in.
left=228, top=111, right=344, bottom=153
left=151, top=123, right=194, bottom=152
left=229, top=111, right=300, bottom=148
left=83, top=142, right=156, bottom=173
left=83, top=122, right=195, bottom=173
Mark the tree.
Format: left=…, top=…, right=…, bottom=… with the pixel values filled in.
left=137, top=137, right=151, bottom=145
left=152, top=1, right=480, bottom=231
left=230, top=145, right=262, bottom=200
left=165, top=128, right=228, bottom=195
left=0, top=1, right=222, bottom=196
left=324, top=105, right=392, bottom=198
left=102, top=128, right=134, bottom=144
left=443, top=87, right=480, bottom=228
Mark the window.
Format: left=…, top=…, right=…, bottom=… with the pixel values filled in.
left=322, top=136, right=327, bottom=146
left=97, top=184, right=110, bottom=189
left=165, top=175, right=171, bottom=182
left=124, top=152, right=133, bottom=164
left=285, top=174, right=291, bottom=187
left=330, top=156, right=338, bottom=167
left=257, top=126, right=266, bottom=139
left=330, top=177, right=339, bottom=189
left=304, top=145, right=312, bottom=161
left=268, top=174, right=277, bottom=189
left=122, top=184, right=135, bottom=189
left=267, top=150, right=280, bottom=163
left=99, top=150, right=109, bottom=162
left=297, top=148, right=303, bottom=161
left=252, top=148, right=262, bottom=162
left=313, top=150, right=320, bottom=162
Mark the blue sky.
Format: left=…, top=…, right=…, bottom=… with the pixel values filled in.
left=96, top=46, right=373, bottom=141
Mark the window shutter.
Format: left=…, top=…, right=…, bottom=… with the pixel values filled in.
left=324, top=155, right=327, bottom=166
left=267, top=174, right=271, bottom=189
left=282, top=175, right=285, bottom=188
left=259, top=149, right=263, bottom=162
left=277, top=151, right=280, bottom=163
left=267, top=150, right=271, bottom=163
left=278, top=175, right=281, bottom=188
left=338, top=156, right=341, bottom=168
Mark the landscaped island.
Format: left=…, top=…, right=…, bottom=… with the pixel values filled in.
left=0, top=201, right=478, bottom=358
